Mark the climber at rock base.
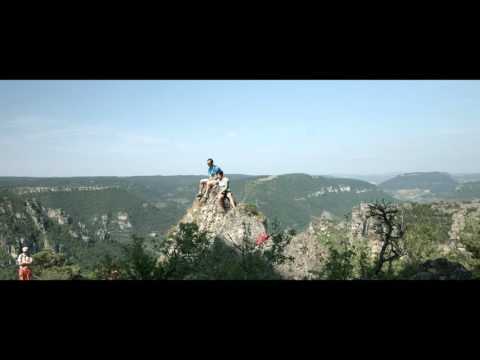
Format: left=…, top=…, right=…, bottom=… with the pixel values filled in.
left=17, top=246, right=33, bottom=281
left=256, top=233, right=270, bottom=246
left=107, top=270, right=120, bottom=280
left=197, top=158, right=222, bottom=200
left=216, top=171, right=237, bottom=211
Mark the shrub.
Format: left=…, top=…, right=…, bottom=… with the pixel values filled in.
left=96, top=221, right=294, bottom=280
left=31, top=249, right=83, bottom=280
left=242, top=203, right=259, bottom=216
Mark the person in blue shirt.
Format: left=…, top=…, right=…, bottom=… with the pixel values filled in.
left=197, top=158, right=222, bottom=199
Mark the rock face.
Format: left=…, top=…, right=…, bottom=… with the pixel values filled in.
left=171, top=188, right=480, bottom=279
left=411, top=258, right=472, bottom=280
left=305, top=185, right=372, bottom=198
left=428, top=200, right=480, bottom=255
left=175, top=186, right=345, bottom=279
left=279, top=202, right=401, bottom=279
left=13, top=185, right=119, bottom=195
left=176, top=188, right=347, bottom=279
left=350, top=202, right=383, bottom=255
left=0, top=198, right=51, bottom=256
left=0, top=193, right=135, bottom=260
left=178, top=186, right=267, bottom=248
left=277, top=215, right=339, bottom=279
left=46, top=208, right=69, bottom=225
left=433, top=200, right=480, bottom=241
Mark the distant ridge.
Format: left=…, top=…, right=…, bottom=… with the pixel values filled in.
left=380, top=172, right=457, bottom=192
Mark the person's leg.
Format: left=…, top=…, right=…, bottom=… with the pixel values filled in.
left=217, top=192, right=226, bottom=211
left=198, top=179, right=207, bottom=196
left=204, top=179, right=216, bottom=199
left=19, top=267, right=26, bottom=281
left=227, top=192, right=236, bottom=208
left=26, top=267, right=32, bottom=280
left=203, top=183, right=210, bottom=197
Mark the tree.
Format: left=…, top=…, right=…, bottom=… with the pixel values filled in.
left=262, top=218, right=295, bottom=267
left=0, top=247, right=16, bottom=280
left=311, top=227, right=375, bottom=280
left=226, top=220, right=295, bottom=280
left=158, top=222, right=213, bottom=279
left=96, top=220, right=295, bottom=280
left=32, top=249, right=83, bottom=280
left=402, top=203, right=452, bottom=266
left=458, top=215, right=480, bottom=278
left=113, top=235, right=159, bottom=280
left=367, top=200, right=406, bottom=275
left=318, top=241, right=355, bottom=280
left=461, top=216, right=480, bottom=258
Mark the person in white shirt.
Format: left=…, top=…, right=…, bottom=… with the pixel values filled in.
left=216, top=171, right=236, bottom=211
left=17, top=246, right=33, bottom=281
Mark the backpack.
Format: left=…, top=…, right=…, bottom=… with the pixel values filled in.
left=255, top=233, right=270, bottom=246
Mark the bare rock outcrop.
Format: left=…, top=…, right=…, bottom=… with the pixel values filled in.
left=276, top=237, right=321, bottom=279
left=350, top=202, right=383, bottom=255
left=277, top=216, right=337, bottom=279
left=176, top=186, right=268, bottom=248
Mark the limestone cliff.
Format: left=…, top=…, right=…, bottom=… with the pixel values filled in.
left=350, top=202, right=384, bottom=255
left=170, top=185, right=480, bottom=279
left=176, top=186, right=268, bottom=248
left=276, top=215, right=338, bottom=279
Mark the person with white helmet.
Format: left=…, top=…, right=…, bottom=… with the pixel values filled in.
left=17, top=246, right=33, bottom=281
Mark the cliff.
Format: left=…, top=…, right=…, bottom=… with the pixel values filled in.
left=176, top=186, right=268, bottom=248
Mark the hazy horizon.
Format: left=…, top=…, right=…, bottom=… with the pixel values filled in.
left=0, top=171, right=478, bottom=179
left=2, top=80, right=480, bottom=177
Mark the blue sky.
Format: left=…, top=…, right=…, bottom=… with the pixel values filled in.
left=1, top=80, right=479, bottom=177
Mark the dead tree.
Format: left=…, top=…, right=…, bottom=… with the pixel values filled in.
left=367, top=200, right=406, bottom=275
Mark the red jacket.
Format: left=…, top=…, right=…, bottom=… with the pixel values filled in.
left=255, top=233, right=270, bottom=246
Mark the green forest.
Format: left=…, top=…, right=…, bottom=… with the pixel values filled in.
left=1, top=173, right=480, bottom=280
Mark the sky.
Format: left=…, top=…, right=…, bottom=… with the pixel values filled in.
left=1, top=80, right=479, bottom=177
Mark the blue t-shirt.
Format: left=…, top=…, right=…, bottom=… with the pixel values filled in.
left=208, top=165, right=222, bottom=177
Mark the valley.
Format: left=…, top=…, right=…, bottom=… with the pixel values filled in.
left=1, top=172, right=480, bottom=280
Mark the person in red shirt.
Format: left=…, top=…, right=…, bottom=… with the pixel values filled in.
left=17, top=246, right=33, bottom=281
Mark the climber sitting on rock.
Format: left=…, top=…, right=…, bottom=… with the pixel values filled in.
left=197, top=158, right=222, bottom=200
left=216, top=171, right=237, bottom=211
